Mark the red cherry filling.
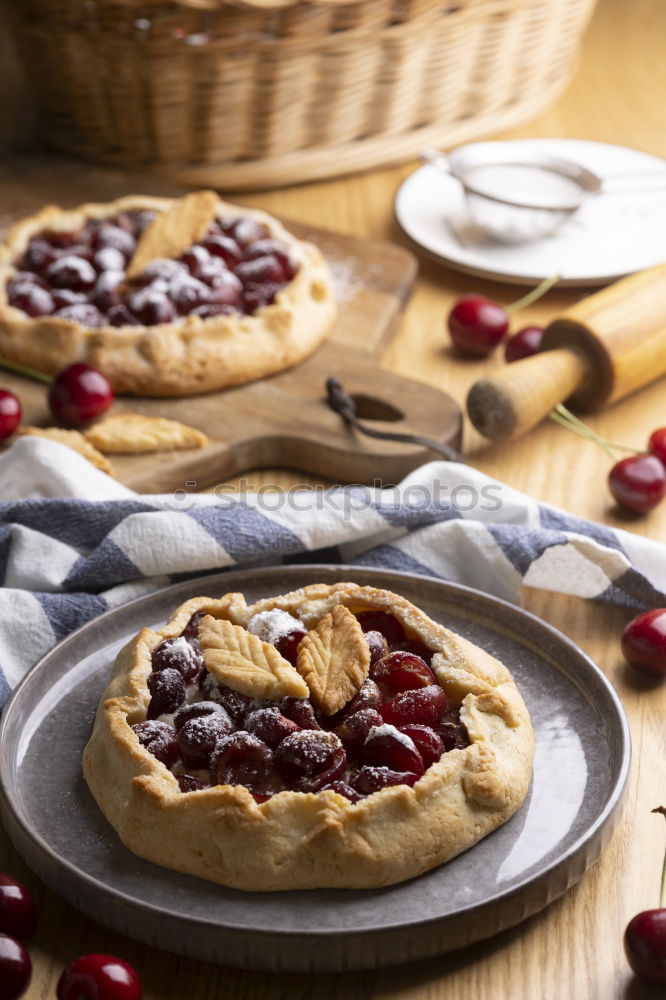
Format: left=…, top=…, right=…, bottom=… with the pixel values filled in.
left=355, top=610, right=405, bottom=647
left=10, top=210, right=298, bottom=329
left=365, top=630, right=389, bottom=666
left=362, top=724, right=425, bottom=776
left=280, top=695, right=321, bottom=729
left=321, top=780, right=363, bottom=803
left=380, top=685, right=447, bottom=728
left=245, top=707, right=300, bottom=749
left=178, top=711, right=234, bottom=768
left=147, top=668, right=186, bottom=719
left=337, top=678, right=382, bottom=720
left=398, top=725, right=445, bottom=767
left=200, top=674, right=254, bottom=722
left=334, top=708, right=383, bottom=754
left=275, top=731, right=346, bottom=792
left=210, top=732, right=279, bottom=796
left=371, top=650, right=436, bottom=692
left=152, top=635, right=203, bottom=682
left=132, top=720, right=179, bottom=766
left=134, top=606, right=469, bottom=801
left=349, top=766, right=420, bottom=795
left=176, top=774, right=209, bottom=793
left=439, top=707, right=470, bottom=751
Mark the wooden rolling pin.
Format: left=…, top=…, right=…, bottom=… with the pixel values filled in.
left=466, top=261, right=666, bottom=440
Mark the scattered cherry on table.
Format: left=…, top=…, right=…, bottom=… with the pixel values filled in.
left=48, top=363, right=114, bottom=428
left=608, top=454, right=666, bottom=514
left=649, top=427, right=666, bottom=467
left=0, top=875, right=37, bottom=941
left=625, top=807, right=666, bottom=984
left=57, top=953, right=142, bottom=1000
left=622, top=609, right=666, bottom=677
left=447, top=294, right=509, bottom=357
left=504, top=325, right=543, bottom=363
left=0, top=390, right=21, bottom=440
left=0, top=933, right=31, bottom=1000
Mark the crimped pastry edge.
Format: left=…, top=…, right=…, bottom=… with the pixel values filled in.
left=83, top=583, right=535, bottom=891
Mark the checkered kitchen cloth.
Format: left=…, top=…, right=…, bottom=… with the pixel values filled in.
left=1, top=436, right=665, bottom=708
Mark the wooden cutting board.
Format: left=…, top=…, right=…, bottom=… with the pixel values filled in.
left=0, top=156, right=462, bottom=490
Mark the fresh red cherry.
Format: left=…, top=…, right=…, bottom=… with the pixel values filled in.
left=649, top=428, right=666, bottom=466
left=0, top=391, right=22, bottom=440
left=48, top=363, right=114, bottom=427
left=622, top=609, right=666, bottom=676
left=608, top=454, right=666, bottom=513
left=57, top=953, right=141, bottom=1000
left=625, top=806, right=666, bottom=984
left=371, top=651, right=436, bottom=692
left=625, top=910, right=666, bottom=984
left=0, top=876, right=36, bottom=941
left=504, top=325, right=543, bottom=362
left=0, top=934, right=31, bottom=1000
left=448, top=295, right=509, bottom=357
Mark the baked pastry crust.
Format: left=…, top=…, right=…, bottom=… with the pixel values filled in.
left=17, top=426, right=115, bottom=476
left=83, top=583, right=534, bottom=891
left=84, top=414, right=208, bottom=454
left=0, top=195, right=337, bottom=396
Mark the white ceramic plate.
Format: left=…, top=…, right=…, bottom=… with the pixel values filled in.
left=395, top=138, right=666, bottom=286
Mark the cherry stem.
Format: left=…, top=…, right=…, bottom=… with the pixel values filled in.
left=653, top=807, right=666, bottom=908
left=549, top=405, right=642, bottom=461
left=0, top=356, right=51, bottom=385
left=505, top=274, right=560, bottom=315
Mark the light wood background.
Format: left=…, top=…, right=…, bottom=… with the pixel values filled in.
left=2, top=0, right=666, bottom=996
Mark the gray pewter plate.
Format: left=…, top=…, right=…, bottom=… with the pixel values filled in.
left=0, top=566, right=630, bottom=972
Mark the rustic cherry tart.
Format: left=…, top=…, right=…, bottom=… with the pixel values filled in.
left=0, top=191, right=336, bottom=395
left=84, top=583, right=534, bottom=891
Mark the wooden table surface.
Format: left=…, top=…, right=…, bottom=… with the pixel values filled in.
left=2, top=0, right=666, bottom=996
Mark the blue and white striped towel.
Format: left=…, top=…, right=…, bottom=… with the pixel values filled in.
left=1, top=436, right=665, bottom=708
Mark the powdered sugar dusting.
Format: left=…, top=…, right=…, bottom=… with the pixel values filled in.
left=160, top=636, right=197, bottom=671
left=248, top=609, right=302, bottom=645
left=365, top=723, right=416, bottom=751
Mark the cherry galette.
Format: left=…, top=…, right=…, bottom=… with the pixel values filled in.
left=0, top=192, right=336, bottom=396
left=84, top=583, right=534, bottom=890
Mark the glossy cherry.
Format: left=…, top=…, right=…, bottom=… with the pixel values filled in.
left=56, top=953, right=141, bottom=1000
left=362, top=725, right=425, bottom=776
left=348, top=766, right=419, bottom=795
left=649, top=428, right=666, bottom=467
left=146, top=668, right=185, bottom=719
left=504, top=325, right=543, bottom=363
left=621, top=609, right=666, bottom=676
left=380, top=685, right=447, bottom=728
left=448, top=295, right=509, bottom=357
left=0, top=391, right=21, bottom=440
left=0, top=934, right=31, bottom=1000
left=334, top=708, right=384, bottom=754
left=625, top=910, right=666, bottom=984
left=399, top=725, right=445, bottom=767
left=625, top=806, right=666, bottom=984
left=0, top=876, right=36, bottom=941
left=371, top=650, right=436, bottom=692
left=608, top=454, right=666, bottom=514
left=48, top=363, right=114, bottom=427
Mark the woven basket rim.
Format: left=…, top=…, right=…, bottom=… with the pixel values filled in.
left=25, top=0, right=536, bottom=12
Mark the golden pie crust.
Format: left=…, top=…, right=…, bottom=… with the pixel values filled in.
left=84, top=414, right=208, bottom=454
left=83, top=583, right=535, bottom=891
left=0, top=194, right=337, bottom=397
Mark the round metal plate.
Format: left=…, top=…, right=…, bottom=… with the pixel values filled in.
left=0, top=565, right=630, bottom=972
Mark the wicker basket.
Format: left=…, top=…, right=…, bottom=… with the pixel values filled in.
left=7, top=0, right=598, bottom=190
